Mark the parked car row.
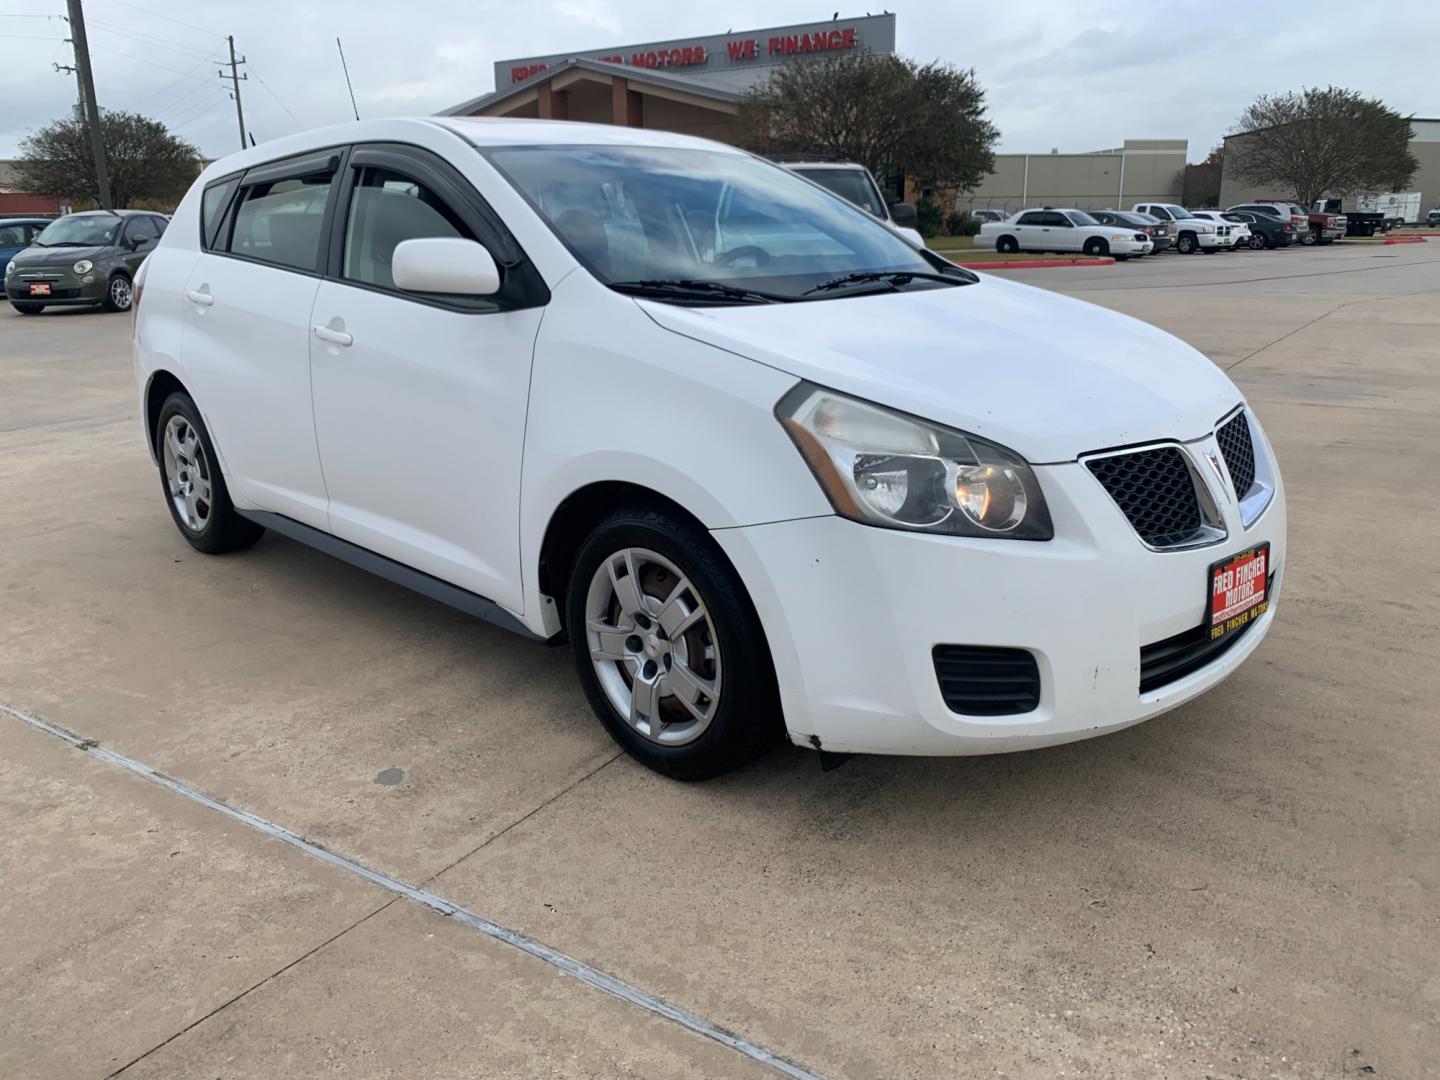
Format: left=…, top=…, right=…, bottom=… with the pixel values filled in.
left=3, top=210, right=168, bottom=314
left=973, top=197, right=1369, bottom=259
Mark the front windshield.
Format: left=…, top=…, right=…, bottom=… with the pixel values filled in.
left=1066, top=210, right=1100, bottom=226
left=789, top=167, right=887, bottom=219
left=34, top=214, right=120, bottom=247
left=486, top=145, right=940, bottom=300
left=1165, top=205, right=1197, bottom=220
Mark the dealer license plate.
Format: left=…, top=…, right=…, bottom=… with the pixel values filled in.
left=1208, top=543, right=1269, bottom=641
left=29, top=282, right=51, bottom=296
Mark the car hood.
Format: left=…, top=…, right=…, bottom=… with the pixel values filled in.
left=637, top=274, right=1240, bottom=463
left=9, top=244, right=111, bottom=268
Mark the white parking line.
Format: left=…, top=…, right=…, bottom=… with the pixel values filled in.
left=1, top=701, right=829, bottom=1080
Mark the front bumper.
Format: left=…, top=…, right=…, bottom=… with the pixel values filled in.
left=6, top=274, right=107, bottom=305
left=1198, top=233, right=1236, bottom=249
left=1112, top=238, right=1153, bottom=255
left=715, top=439, right=1286, bottom=756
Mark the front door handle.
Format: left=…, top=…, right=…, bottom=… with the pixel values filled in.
left=312, top=324, right=353, bottom=347
left=184, top=289, right=213, bottom=307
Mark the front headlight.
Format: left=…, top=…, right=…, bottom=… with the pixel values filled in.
left=776, top=383, right=1053, bottom=540
left=73, top=259, right=94, bottom=274
left=4, top=260, right=13, bottom=277
left=1111, top=233, right=1128, bottom=242
left=1200, top=225, right=1215, bottom=234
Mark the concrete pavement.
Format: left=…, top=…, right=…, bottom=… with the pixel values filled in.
left=1, top=241, right=1436, bottom=1078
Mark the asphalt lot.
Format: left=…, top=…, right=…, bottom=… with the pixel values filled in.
left=2, top=241, right=1437, bottom=1079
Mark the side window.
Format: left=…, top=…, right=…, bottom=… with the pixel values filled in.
left=228, top=165, right=336, bottom=272
left=201, top=178, right=238, bottom=250
left=0, top=223, right=25, bottom=247
left=1042, top=211, right=1071, bottom=227
left=1016, top=211, right=1045, bottom=225
left=341, top=166, right=472, bottom=291
left=150, top=215, right=168, bottom=237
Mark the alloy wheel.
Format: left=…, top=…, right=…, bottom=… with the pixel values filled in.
left=584, top=547, right=721, bottom=746
left=109, top=276, right=133, bottom=310
left=162, top=415, right=212, bottom=532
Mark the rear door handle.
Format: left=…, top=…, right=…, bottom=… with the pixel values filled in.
left=312, top=324, right=353, bottom=347
left=184, top=289, right=213, bottom=307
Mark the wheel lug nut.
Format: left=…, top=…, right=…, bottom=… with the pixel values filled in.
left=642, top=660, right=658, bottom=679
left=626, top=635, right=642, bottom=652
left=634, top=614, right=651, bottom=630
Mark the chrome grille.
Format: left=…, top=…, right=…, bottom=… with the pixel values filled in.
left=1215, top=412, right=1256, bottom=497
left=1086, top=447, right=1205, bottom=548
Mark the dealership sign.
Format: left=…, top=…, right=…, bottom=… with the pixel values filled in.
left=496, top=13, right=896, bottom=87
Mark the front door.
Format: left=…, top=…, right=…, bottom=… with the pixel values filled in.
left=308, top=148, right=543, bottom=612
left=1042, top=211, right=1078, bottom=251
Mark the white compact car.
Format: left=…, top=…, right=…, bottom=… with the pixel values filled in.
left=978, top=208, right=1155, bottom=259
left=1188, top=210, right=1251, bottom=249
left=133, top=118, right=1285, bottom=779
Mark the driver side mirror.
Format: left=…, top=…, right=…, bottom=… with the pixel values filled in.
left=392, top=237, right=500, bottom=296
left=889, top=202, right=917, bottom=228
left=128, top=233, right=152, bottom=250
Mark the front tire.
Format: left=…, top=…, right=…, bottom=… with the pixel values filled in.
left=103, top=273, right=133, bottom=312
left=1249, top=234, right=1266, bottom=249
left=1300, top=228, right=1317, bottom=246
left=566, top=506, right=781, bottom=780
left=154, top=391, right=265, bottom=554
left=11, top=301, right=44, bottom=314
left=1176, top=232, right=1197, bottom=254
left=1082, top=237, right=1109, bottom=257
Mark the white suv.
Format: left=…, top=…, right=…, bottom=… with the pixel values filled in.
left=133, top=118, right=1285, bottom=778
left=1132, top=203, right=1237, bottom=254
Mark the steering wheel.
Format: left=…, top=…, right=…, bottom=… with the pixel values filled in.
left=715, top=245, right=771, bottom=268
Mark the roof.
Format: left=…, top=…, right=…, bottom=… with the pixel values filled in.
left=439, top=57, right=742, bottom=118
left=432, top=116, right=742, bottom=153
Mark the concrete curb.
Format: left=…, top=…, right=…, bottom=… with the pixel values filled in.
left=956, top=257, right=1115, bottom=270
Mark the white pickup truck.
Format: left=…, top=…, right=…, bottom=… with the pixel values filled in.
left=1131, top=202, right=1238, bottom=254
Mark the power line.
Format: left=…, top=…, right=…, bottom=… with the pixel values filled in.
left=126, top=48, right=220, bottom=110
left=88, top=41, right=216, bottom=82
left=165, top=88, right=230, bottom=129
left=248, top=65, right=304, bottom=130
left=88, top=17, right=220, bottom=59
left=100, top=0, right=221, bottom=37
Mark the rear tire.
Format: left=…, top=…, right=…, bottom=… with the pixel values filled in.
left=154, top=391, right=265, bottom=554
left=996, top=235, right=1019, bottom=254
left=11, top=302, right=44, bottom=314
left=566, top=506, right=782, bottom=781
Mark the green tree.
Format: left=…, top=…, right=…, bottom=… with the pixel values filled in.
left=1229, top=87, right=1417, bottom=205
left=16, top=110, right=202, bottom=209
left=733, top=54, right=998, bottom=193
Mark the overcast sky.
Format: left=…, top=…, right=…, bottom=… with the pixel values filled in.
left=1, top=0, right=1434, bottom=162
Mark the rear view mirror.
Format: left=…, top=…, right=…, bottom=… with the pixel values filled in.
left=889, top=202, right=917, bottom=228
left=392, top=237, right=500, bottom=296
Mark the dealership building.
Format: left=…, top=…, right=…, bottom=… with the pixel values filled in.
left=441, top=14, right=897, bottom=139
left=441, top=14, right=1188, bottom=214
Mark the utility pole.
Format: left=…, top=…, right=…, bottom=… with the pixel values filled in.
left=218, top=36, right=248, bottom=151
left=62, top=0, right=112, bottom=210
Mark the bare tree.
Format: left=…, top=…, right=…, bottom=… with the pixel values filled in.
left=17, top=110, right=202, bottom=209
left=733, top=54, right=998, bottom=193
left=1229, top=87, right=1417, bottom=205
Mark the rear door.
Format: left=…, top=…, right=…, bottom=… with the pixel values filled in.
left=179, top=149, right=342, bottom=528
left=306, top=143, right=547, bottom=611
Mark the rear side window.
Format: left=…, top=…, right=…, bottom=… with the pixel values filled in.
left=228, top=165, right=337, bottom=272
left=1016, top=211, right=1045, bottom=225
left=200, top=178, right=238, bottom=250
left=150, top=215, right=168, bottom=237
left=0, top=223, right=25, bottom=246
left=342, top=167, right=472, bottom=291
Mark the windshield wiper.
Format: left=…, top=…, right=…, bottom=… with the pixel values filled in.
left=803, top=269, right=973, bottom=296
left=609, top=279, right=794, bottom=305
